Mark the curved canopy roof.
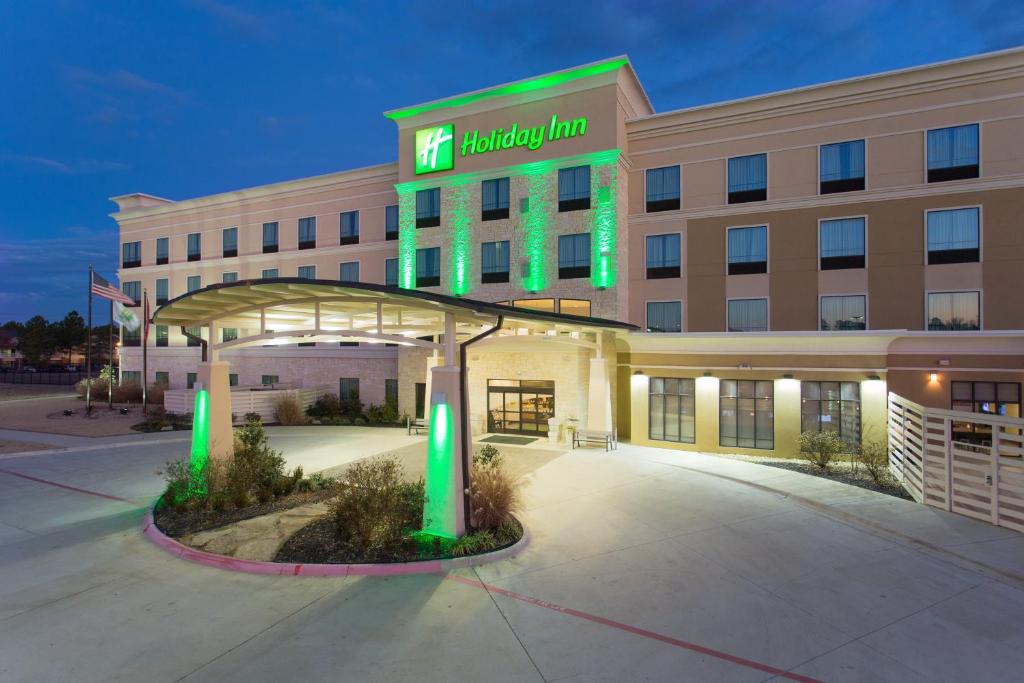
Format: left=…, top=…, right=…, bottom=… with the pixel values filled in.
left=152, top=278, right=635, bottom=350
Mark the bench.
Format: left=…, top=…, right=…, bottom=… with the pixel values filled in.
left=572, top=428, right=617, bottom=451
left=407, top=417, right=428, bottom=435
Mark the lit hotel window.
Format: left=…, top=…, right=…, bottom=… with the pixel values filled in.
left=558, top=233, right=590, bottom=279
left=558, top=299, right=591, bottom=317
left=481, top=241, right=510, bottom=283
left=801, top=382, right=861, bottom=444
left=298, top=217, right=317, bottom=249
left=927, top=291, right=980, bottom=331
left=222, top=328, right=238, bottom=342
left=728, top=298, right=768, bottom=332
left=558, top=165, right=590, bottom=212
left=727, top=154, right=767, bottom=203
left=645, top=165, right=680, bottom=212
left=262, top=222, right=279, bottom=253
left=385, top=205, right=399, bottom=241
left=647, top=301, right=681, bottom=333
left=927, top=124, right=979, bottom=183
left=927, top=207, right=979, bottom=265
left=416, top=188, right=440, bottom=228
left=649, top=377, right=695, bottom=443
left=122, top=241, right=141, bottom=268
left=727, top=226, right=767, bottom=275
left=820, top=140, right=865, bottom=193
left=720, top=379, right=774, bottom=449
left=340, top=211, right=359, bottom=245
left=416, top=247, right=440, bottom=287
left=222, top=227, right=238, bottom=258
left=820, top=295, right=866, bottom=330
left=481, top=177, right=510, bottom=221
left=819, top=218, right=865, bottom=270
left=187, top=232, right=201, bottom=261
left=646, top=233, right=680, bottom=279
left=513, top=298, right=555, bottom=313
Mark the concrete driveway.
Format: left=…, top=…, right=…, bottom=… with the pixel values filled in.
left=0, top=426, right=1022, bottom=682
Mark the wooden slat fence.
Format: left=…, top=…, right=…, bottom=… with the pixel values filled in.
left=164, top=385, right=327, bottom=424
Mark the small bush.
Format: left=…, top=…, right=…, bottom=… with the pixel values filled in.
left=474, top=444, right=501, bottom=468
left=76, top=377, right=110, bottom=401
left=243, top=412, right=262, bottom=424
left=147, top=382, right=165, bottom=405
left=111, top=381, right=143, bottom=403
left=229, top=416, right=288, bottom=500
left=470, top=459, right=521, bottom=531
left=307, top=393, right=342, bottom=419
left=798, top=430, right=848, bottom=471
left=160, top=458, right=194, bottom=509
left=855, top=439, right=893, bottom=486
left=274, top=394, right=308, bottom=425
left=353, top=416, right=367, bottom=426
left=330, top=456, right=424, bottom=558
left=340, top=397, right=364, bottom=419
left=449, top=531, right=498, bottom=558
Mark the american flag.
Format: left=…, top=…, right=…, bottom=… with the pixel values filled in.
left=91, top=271, right=135, bottom=306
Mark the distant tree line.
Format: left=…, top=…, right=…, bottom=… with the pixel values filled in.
left=2, top=312, right=116, bottom=367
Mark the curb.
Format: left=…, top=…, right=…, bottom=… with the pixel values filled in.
left=142, top=508, right=530, bottom=577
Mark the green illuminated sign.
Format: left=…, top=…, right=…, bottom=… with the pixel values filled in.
left=414, top=124, right=454, bottom=175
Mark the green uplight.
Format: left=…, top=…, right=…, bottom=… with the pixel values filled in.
left=448, top=183, right=472, bottom=296
left=590, top=160, right=618, bottom=289
left=422, top=400, right=457, bottom=539
left=188, top=389, right=210, bottom=499
left=384, top=57, right=628, bottom=121
left=397, top=190, right=417, bottom=289
left=522, top=170, right=551, bottom=292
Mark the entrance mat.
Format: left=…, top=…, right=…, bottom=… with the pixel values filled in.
left=480, top=435, right=538, bottom=446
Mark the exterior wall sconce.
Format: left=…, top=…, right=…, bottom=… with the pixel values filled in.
left=703, top=371, right=713, bottom=377
left=782, top=373, right=794, bottom=379
left=929, top=372, right=939, bottom=382
left=867, top=374, right=881, bottom=381
left=633, top=369, right=644, bottom=376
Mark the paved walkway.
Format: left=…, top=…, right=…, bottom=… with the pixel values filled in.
left=0, top=428, right=1022, bottom=681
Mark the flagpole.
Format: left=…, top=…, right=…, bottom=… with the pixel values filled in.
left=86, top=265, right=93, bottom=414
left=108, top=299, right=114, bottom=410
left=142, top=289, right=148, bottom=415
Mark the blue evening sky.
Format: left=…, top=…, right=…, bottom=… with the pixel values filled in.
left=0, top=0, right=1020, bottom=322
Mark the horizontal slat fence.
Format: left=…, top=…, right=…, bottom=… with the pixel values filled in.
left=165, top=385, right=326, bottom=424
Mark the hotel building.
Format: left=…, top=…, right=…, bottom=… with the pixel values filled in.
left=113, top=48, right=1024, bottom=457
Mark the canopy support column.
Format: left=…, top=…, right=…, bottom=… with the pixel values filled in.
left=198, top=360, right=233, bottom=461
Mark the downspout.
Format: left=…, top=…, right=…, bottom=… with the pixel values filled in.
left=180, top=326, right=208, bottom=362
left=459, top=314, right=503, bottom=530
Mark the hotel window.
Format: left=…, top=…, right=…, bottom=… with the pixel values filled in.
left=340, top=210, right=359, bottom=245
left=121, top=370, right=141, bottom=385
left=385, top=378, right=398, bottom=406
left=122, top=325, right=141, bottom=346
left=645, top=165, right=681, bottom=212
left=339, top=377, right=359, bottom=400
left=385, top=204, right=399, bottom=241
left=952, top=381, right=1021, bottom=444
left=558, top=233, right=590, bottom=279
left=222, top=328, right=238, bottom=342
left=262, top=222, right=279, bottom=253
left=728, top=298, right=768, bottom=332
left=385, top=258, right=398, bottom=287
left=262, top=375, right=280, bottom=386
left=339, top=261, right=359, bottom=282
left=820, top=218, right=865, bottom=270
left=481, top=177, right=510, bottom=221
left=927, top=207, right=979, bottom=265
left=647, top=301, right=682, bottom=333
left=727, top=153, right=767, bottom=203
left=720, top=379, right=774, bottom=449
left=121, top=281, right=141, bottom=306
left=559, top=299, right=591, bottom=317
left=416, top=188, right=440, bottom=228
left=298, top=217, right=317, bottom=249
left=156, top=237, right=169, bottom=265
left=649, top=377, right=696, bottom=444
left=820, top=295, right=866, bottom=330
left=801, top=382, right=861, bottom=444
left=297, top=265, right=316, bottom=280
left=222, top=227, right=238, bottom=258
left=154, top=371, right=169, bottom=387
left=481, top=240, right=510, bottom=283
left=155, top=325, right=168, bottom=347
left=819, top=140, right=865, bottom=193
left=558, top=165, right=590, bottom=212
left=186, top=326, right=201, bottom=347
left=187, top=232, right=201, bottom=261
left=927, top=291, right=980, bottom=331
left=416, top=247, right=440, bottom=287
left=222, top=272, right=238, bottom=283
left=727, top=226, right=767, bottom=275
left=187, top=275, right=201, bottom=292
left=261, top=268, right=278, bottom=278
left=927, top=123, right=979, bottom=182
left=187, top=372, right=197, bottom=389
left=155, top=278, right=169, bottom=305
left=122, top=241, right=141, bottom=268
left=229, top=374, right=239, bottom=387
left=646, top=233, right=681, bottom=279
left=513, top=298, right=556, bottom=312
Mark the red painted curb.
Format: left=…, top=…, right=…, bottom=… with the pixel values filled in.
left=142, top=508, right=529, bottom=577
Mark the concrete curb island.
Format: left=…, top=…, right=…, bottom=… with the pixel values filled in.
left=142, top=508, right=530, bottom=577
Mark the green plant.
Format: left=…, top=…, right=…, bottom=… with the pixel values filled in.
left=307, top=393, right=342, bottom=419
left=855, top=439, right=893, bottom=486
left=160, top=458, right=195, bottom=509
left=147, top=382, right=165, bottom=405
left=449, top=531, right=498, bottom=557
left=798, top=430, right=848, bottom=471
left=111, top=380, right=143, bottom=403
left=274, top=394, right=308, bottom=425
left=227, top=416, right=288, bottom=501
left=243, top=412, right=262, bottom=424
left=330, top=456, right=424, bottom=559
left=309, top=472, right=337, bottom=490
left=474, top=444, right=501, bottom=468
left=469, top=459, right=521, bottom=531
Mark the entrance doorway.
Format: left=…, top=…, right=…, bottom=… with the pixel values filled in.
left=487, top=379, right=554, bottom=435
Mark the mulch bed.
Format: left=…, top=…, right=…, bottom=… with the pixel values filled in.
left=275, top=516, right=524, bottom=564
left=154, top=488, right=338, bottom=537
left=758, top=460, right=913, bottom=500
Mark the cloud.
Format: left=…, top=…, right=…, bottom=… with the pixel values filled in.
left=62, top=65, right=189, bottom=127
left=188, top=0, right=273, bottom=39
left=1, top=153, right=128, bottom=175
left=64, top=66, right=188, bottom=102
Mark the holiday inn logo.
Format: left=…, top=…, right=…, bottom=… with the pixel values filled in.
left=415, top=124, right=455, bottom=175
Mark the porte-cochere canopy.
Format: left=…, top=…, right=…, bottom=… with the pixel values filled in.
left=151, top=278, right=637, bottom=350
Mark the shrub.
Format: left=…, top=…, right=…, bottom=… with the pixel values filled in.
left=353, top=416, right=367, bottom=426
left=147, top=382, right=165, bottom=405
left=307, top=393, right=342, bottom=419
left=340, top=397, right=364, bottom=419
left=449, top=531, right=498, bottom=558
left=474, top=444, right=501, bottom=468
left=365, top=401, right=399, bottom=425
left=798, top=430, right=848, bottom=471
left=111, top=381, right=143, bottom=403
left=76, top=377, right=109, bottom=401
left=469, top=459, right=521, bottom=531
left=160, top=458, right=194, bottom=509
left=274, top=394, right=308, bottom=425
left=855, top=439, right=893, bottom=486
left=243, top=412, right=262, bottom=424
left=330, top=456, right=424, bottom=558
left=229, top=416, right=288, bottom=500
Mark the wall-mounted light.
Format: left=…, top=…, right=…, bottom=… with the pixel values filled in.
left=703, top=371, right=713, bottom=377
left=929, top=372, right=939, bottom=382
left=782, top=373, right=794, bottom=379
left=867, top=374, right=881, bottom=381
left=633, top=370, right=644, bottom=376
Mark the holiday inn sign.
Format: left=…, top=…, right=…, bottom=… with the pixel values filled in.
left=414, top=114, right=589, bottom=174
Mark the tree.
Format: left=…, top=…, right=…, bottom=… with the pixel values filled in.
left=53, top=310, right=87, bottom=364
left=17, top=315, right=56, bottom=366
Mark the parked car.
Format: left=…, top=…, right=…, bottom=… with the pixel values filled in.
left=22, top=366, right=37, bottom=373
